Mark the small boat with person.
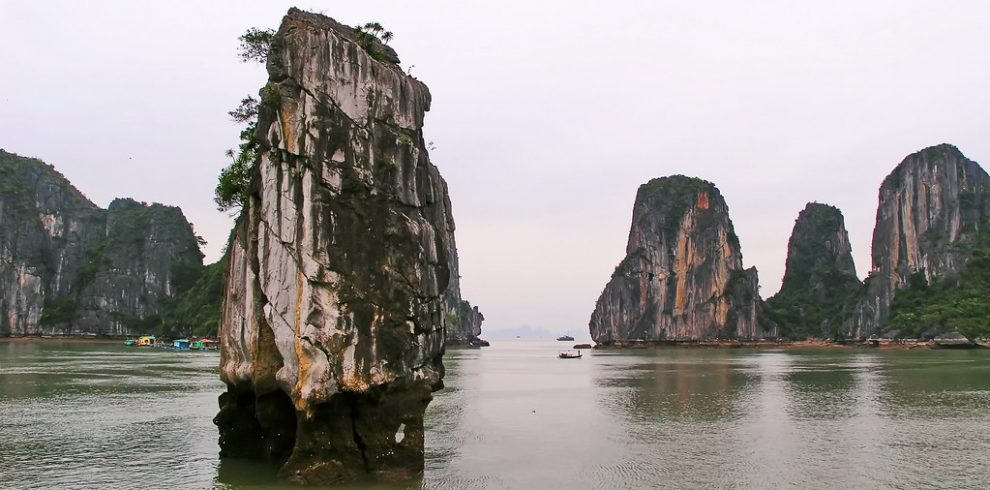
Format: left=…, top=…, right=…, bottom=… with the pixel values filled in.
left=558, top=350, right=582, bottom=359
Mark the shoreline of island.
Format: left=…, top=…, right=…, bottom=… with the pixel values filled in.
left=0, top=335, right=124, bottom=345
left=592, top=338, right=990, bottom=350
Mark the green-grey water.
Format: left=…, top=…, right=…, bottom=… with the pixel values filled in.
left=1, top=341, right=989, bottom=489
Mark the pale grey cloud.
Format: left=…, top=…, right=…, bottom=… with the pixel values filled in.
left=2, top=1, right=988, bottom=335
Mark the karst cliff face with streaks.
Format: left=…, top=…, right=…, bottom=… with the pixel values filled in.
left=0, top=150, right=204, bottom=337
left=842, top=144, right=990, bottom=339
left=214, top=9, right=479, bottom=485
left=589, top=176, right=777, bottom=343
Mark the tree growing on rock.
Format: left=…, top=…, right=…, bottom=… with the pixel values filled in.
left=236, top=27, right=275, bottom=63
left=215, top=29, right=271, bottom=212
left=354, top=21, right=394, bottom=61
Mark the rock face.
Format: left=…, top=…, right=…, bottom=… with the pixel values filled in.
left=842, top=144, right=990, bottom=338
left=766, top=203, right=860, bottom=338
left=442, top=236, right=484, bottom=343
left=589, top=175, right=777, bottom=343
left=0, top=150, right=204, bottom=336
left=216, top=9, right=468, bottom=484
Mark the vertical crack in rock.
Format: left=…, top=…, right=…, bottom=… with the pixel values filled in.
left=215, top=8, right=471, bottom=484
left=589, top=175, right=777, bottom=343
left=348, top=395, right=371, bottom=473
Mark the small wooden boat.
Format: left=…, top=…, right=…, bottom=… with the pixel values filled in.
left=558, top=350, right=582, bottom=359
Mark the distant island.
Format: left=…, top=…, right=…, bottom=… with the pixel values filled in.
left=591, top=144, right=990, bottom=346
left=0, top=149, right=224, bottom=339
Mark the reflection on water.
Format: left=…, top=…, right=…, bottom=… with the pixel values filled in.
left=1, top=342, right=989, bottom=489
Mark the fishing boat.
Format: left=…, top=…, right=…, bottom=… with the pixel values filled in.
left=556, top=335, right=575, bottom=341
left=123, top=339, right=137, bottom=347
left=558, top=350, right=582, bottom=359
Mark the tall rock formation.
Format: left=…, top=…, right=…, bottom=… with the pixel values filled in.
left=766, top=203, right=859, bottom=338
left=215, top=9, right=466, bottom=484
left=843, top=144, right=990, bottom=338
left=589, top=175, right=777, bottom=343
left=442, top=236, right=484, bottom=343
left=0, top=150, right=204, bottom=336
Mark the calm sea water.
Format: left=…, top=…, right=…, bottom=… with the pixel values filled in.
left=1, top=340, right=988, bottom=489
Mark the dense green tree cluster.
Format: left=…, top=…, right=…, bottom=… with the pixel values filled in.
left=765, top=270, right=861, bottom=339
left=354, top=22, right=394, bottom=61
left=888, top=237, right=990, bottom=339
left=159, top=254, right=229, bottom=338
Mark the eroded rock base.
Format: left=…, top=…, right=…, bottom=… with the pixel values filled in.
left=215, top=381, right=433, bottom=485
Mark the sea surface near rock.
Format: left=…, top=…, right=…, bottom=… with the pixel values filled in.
left=216, top=8, right=467, bottom=484
left=5, top=341, right=989, bottom=489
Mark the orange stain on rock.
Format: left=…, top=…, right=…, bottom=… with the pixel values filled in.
left=697, top=192, right=710, bottom=210
left=294, top=269, right=310, bottom=414
left=675, top=235, right=690, bottom=312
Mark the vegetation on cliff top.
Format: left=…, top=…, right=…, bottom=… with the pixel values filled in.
left=236, top=27, right=274, bottom=64
left=637, top=175, right=721, bottom=240
left=0, top=150, right=96, bottom=212
left=216, top=20, right=399, bottom=211
left=354, top=22, right=394, bottom=62
left=215, top=30, right=272, bottom=212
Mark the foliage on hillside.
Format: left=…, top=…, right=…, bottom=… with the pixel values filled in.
left=159, top=255, right=228, bottom=338
left=888, top=235, right=990, bottom=339
left=765, top=269, right=861, bottom=339
left=765, top=203, right=861, bottom=339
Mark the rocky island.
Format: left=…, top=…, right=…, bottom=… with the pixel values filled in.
left=0, top=150, right=214, bottom=337
left=843, top=144, right=990, bottom=340
left=765, top=203, right=860, bottom=338
left=589, top=176, right=778, bottom=344
left=591, top=144, right=990, bottom=346
left=214, top=9, right=476, bottom=484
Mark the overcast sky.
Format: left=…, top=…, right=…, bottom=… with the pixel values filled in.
left=3, top=1, right=989, bottom=337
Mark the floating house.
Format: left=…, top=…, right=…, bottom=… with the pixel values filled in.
left=191, top=339, right=218, bottom=351
left=137, top=336, right=156, bottom=347
left=173, top=339, right=191, bottom=350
